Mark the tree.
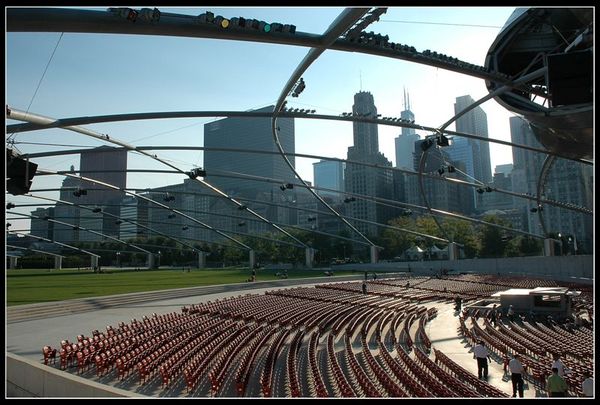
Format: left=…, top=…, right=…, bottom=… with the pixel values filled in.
left=504, top=236, right=542, bottom=257
left=478, top=214, right=512, bottom=258
left=380, top=216, right=417, bottom=260
left=332, top=230, right=354, bottom=261
left=442, top=218, right=479, bottom=258
left=222, top=244, right=245, bottom=265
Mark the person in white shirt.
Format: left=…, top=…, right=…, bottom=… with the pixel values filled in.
left=581, top=372, right=593, bottom=397
left=551, top=353, right=570, bottom=377
left=508, top=353, right=525, bottom=398
left=472, top=340, right=491, bottom=379
left=507, top=305, right=515, bottom=322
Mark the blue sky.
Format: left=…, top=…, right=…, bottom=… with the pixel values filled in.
left=6, top=6, right=518, bottom=229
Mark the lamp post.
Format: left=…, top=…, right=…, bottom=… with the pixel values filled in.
left=116, top=251, right=121, bottom=268
left=157, top=250, right=161, bottom=268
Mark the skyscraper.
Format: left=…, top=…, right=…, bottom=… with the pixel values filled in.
left=146, top=179, right=212, bottom=243
left=442, top=95, right=491, bottom=212
left=394, top=89, right=420, bottom=170
left=510, top=116, right=593, bottom=253
left=405, top=139, right=474, bottom=215
left=313, top=160, right=344, bottom=199
left=345, top=91, right=394, bottom=236
left=79, top=146, right=127, bottom=206
left=53, top=165, right=81, bottom=243
left=448, top=95, right=492, bottom=184
left=202, top=105, right=296, bottom=240
left=30, top=207, right=54, bottom=240
left=79, top=146, right=127, bottom=239
left=203, top=105, right=295, bottom=198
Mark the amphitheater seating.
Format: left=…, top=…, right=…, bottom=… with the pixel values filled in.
left=40, top=274, right=592, bottom=398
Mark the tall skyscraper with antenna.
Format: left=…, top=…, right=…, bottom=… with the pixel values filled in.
left=394, top=88, right=420, bottom=170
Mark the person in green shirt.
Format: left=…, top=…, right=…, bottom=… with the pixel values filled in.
left=546, top=367, right=569, bottom=397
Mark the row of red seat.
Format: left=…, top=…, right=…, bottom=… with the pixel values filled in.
left=234, top=326, right=274, bottom=396
left=260, top=328, right=290, bottom=397
left=285, top=329, right=304, bottom=397
left=342, top=333, right=384, bottom=397
left=210, top=323, right=260, bottom=395
left=413, top=347, right=481, bottom=397
left=307, top=329, right=329, bottom=397
left=359, top=331, right=407, bottom=397
left=434, top=348, right=509, bottom=397
left=393, top=344, right=457, bottom=397
left=326, top=334, right=355, bottom=397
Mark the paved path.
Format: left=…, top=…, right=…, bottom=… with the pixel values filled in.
left=425, top=302, right=543, bottom=398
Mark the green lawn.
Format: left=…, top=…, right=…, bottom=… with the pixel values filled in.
left=6, top=267, right=354, bottom=306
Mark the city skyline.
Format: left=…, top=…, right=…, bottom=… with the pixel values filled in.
left=7, top=7, right=539, bottom=233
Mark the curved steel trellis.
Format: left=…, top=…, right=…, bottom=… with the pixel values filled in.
left=6, top=7, right=591, bottom=257
left=35, top=168, right=253, bottom=251
left=7, top=107, right=307, bottom=250
left=535, top=155, right=557, bottom=238
left=271, top=7, right=378, bottom=249
left=9, top=211, right=153, bottom=255
left=7, top=110, right=593, bottom=166
left=10, top=200, right=372, bottom=250
left=7, top=230, right=101, bottom=258
left=7, top=244, right=67, bottom=260
left=5, top=7, right=511, bottom=83
left=417, top=66, right=553, bottom=241
left=22, top=146, right=593, bottom=216
left=29, top=170, right=545, bottom=241
left=19, top=193, right=211, bottom=253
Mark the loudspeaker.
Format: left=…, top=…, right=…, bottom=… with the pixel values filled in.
left=6, top=148, right=38, bottom=195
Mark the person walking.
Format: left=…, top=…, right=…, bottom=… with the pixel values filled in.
left=489, top=304, right=498, bottom=327
left=551, top=353, right=571, bottom=378
left=507, top=305, right=515, bottom=322
left=546, top=367, right=568, bottom=397
left=581, top=371, right=593, bottom=397
left=454, top=295, right=462, bottom=312
left=362, top=280, right=367, bottom=295
left=508, top=353, right=525, bottom=398
left=473, top=340, right=491, bottom=379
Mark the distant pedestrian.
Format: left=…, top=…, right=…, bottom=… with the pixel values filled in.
left=454, top=295, right=462, bottom=312
left=551, top=353, right=570, bottom=378
left=574, top=313, right=584, bottom=328
left=372, top=273, right=377, bottom=281
left=362, top=281, right=367, bottom=295
left=489, top=304, right=498, bottom=327
left=546, top=367, right=568, bottom=397
left=581, top=371, right=593, bottom=397
left=473, top=340, right=491, bottom=379
left=507, top=305, right=515, bottom=322
left=251, top=268, right=256, bottom=282
left=508, top=353, right=525, bottom=398
left=564, top=317, right=575, bottom=332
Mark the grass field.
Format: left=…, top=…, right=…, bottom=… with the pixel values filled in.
left=6, top=267, right=355, bottom=306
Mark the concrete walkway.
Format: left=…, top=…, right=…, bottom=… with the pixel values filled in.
left=425, top=302, right=543, bottom=398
